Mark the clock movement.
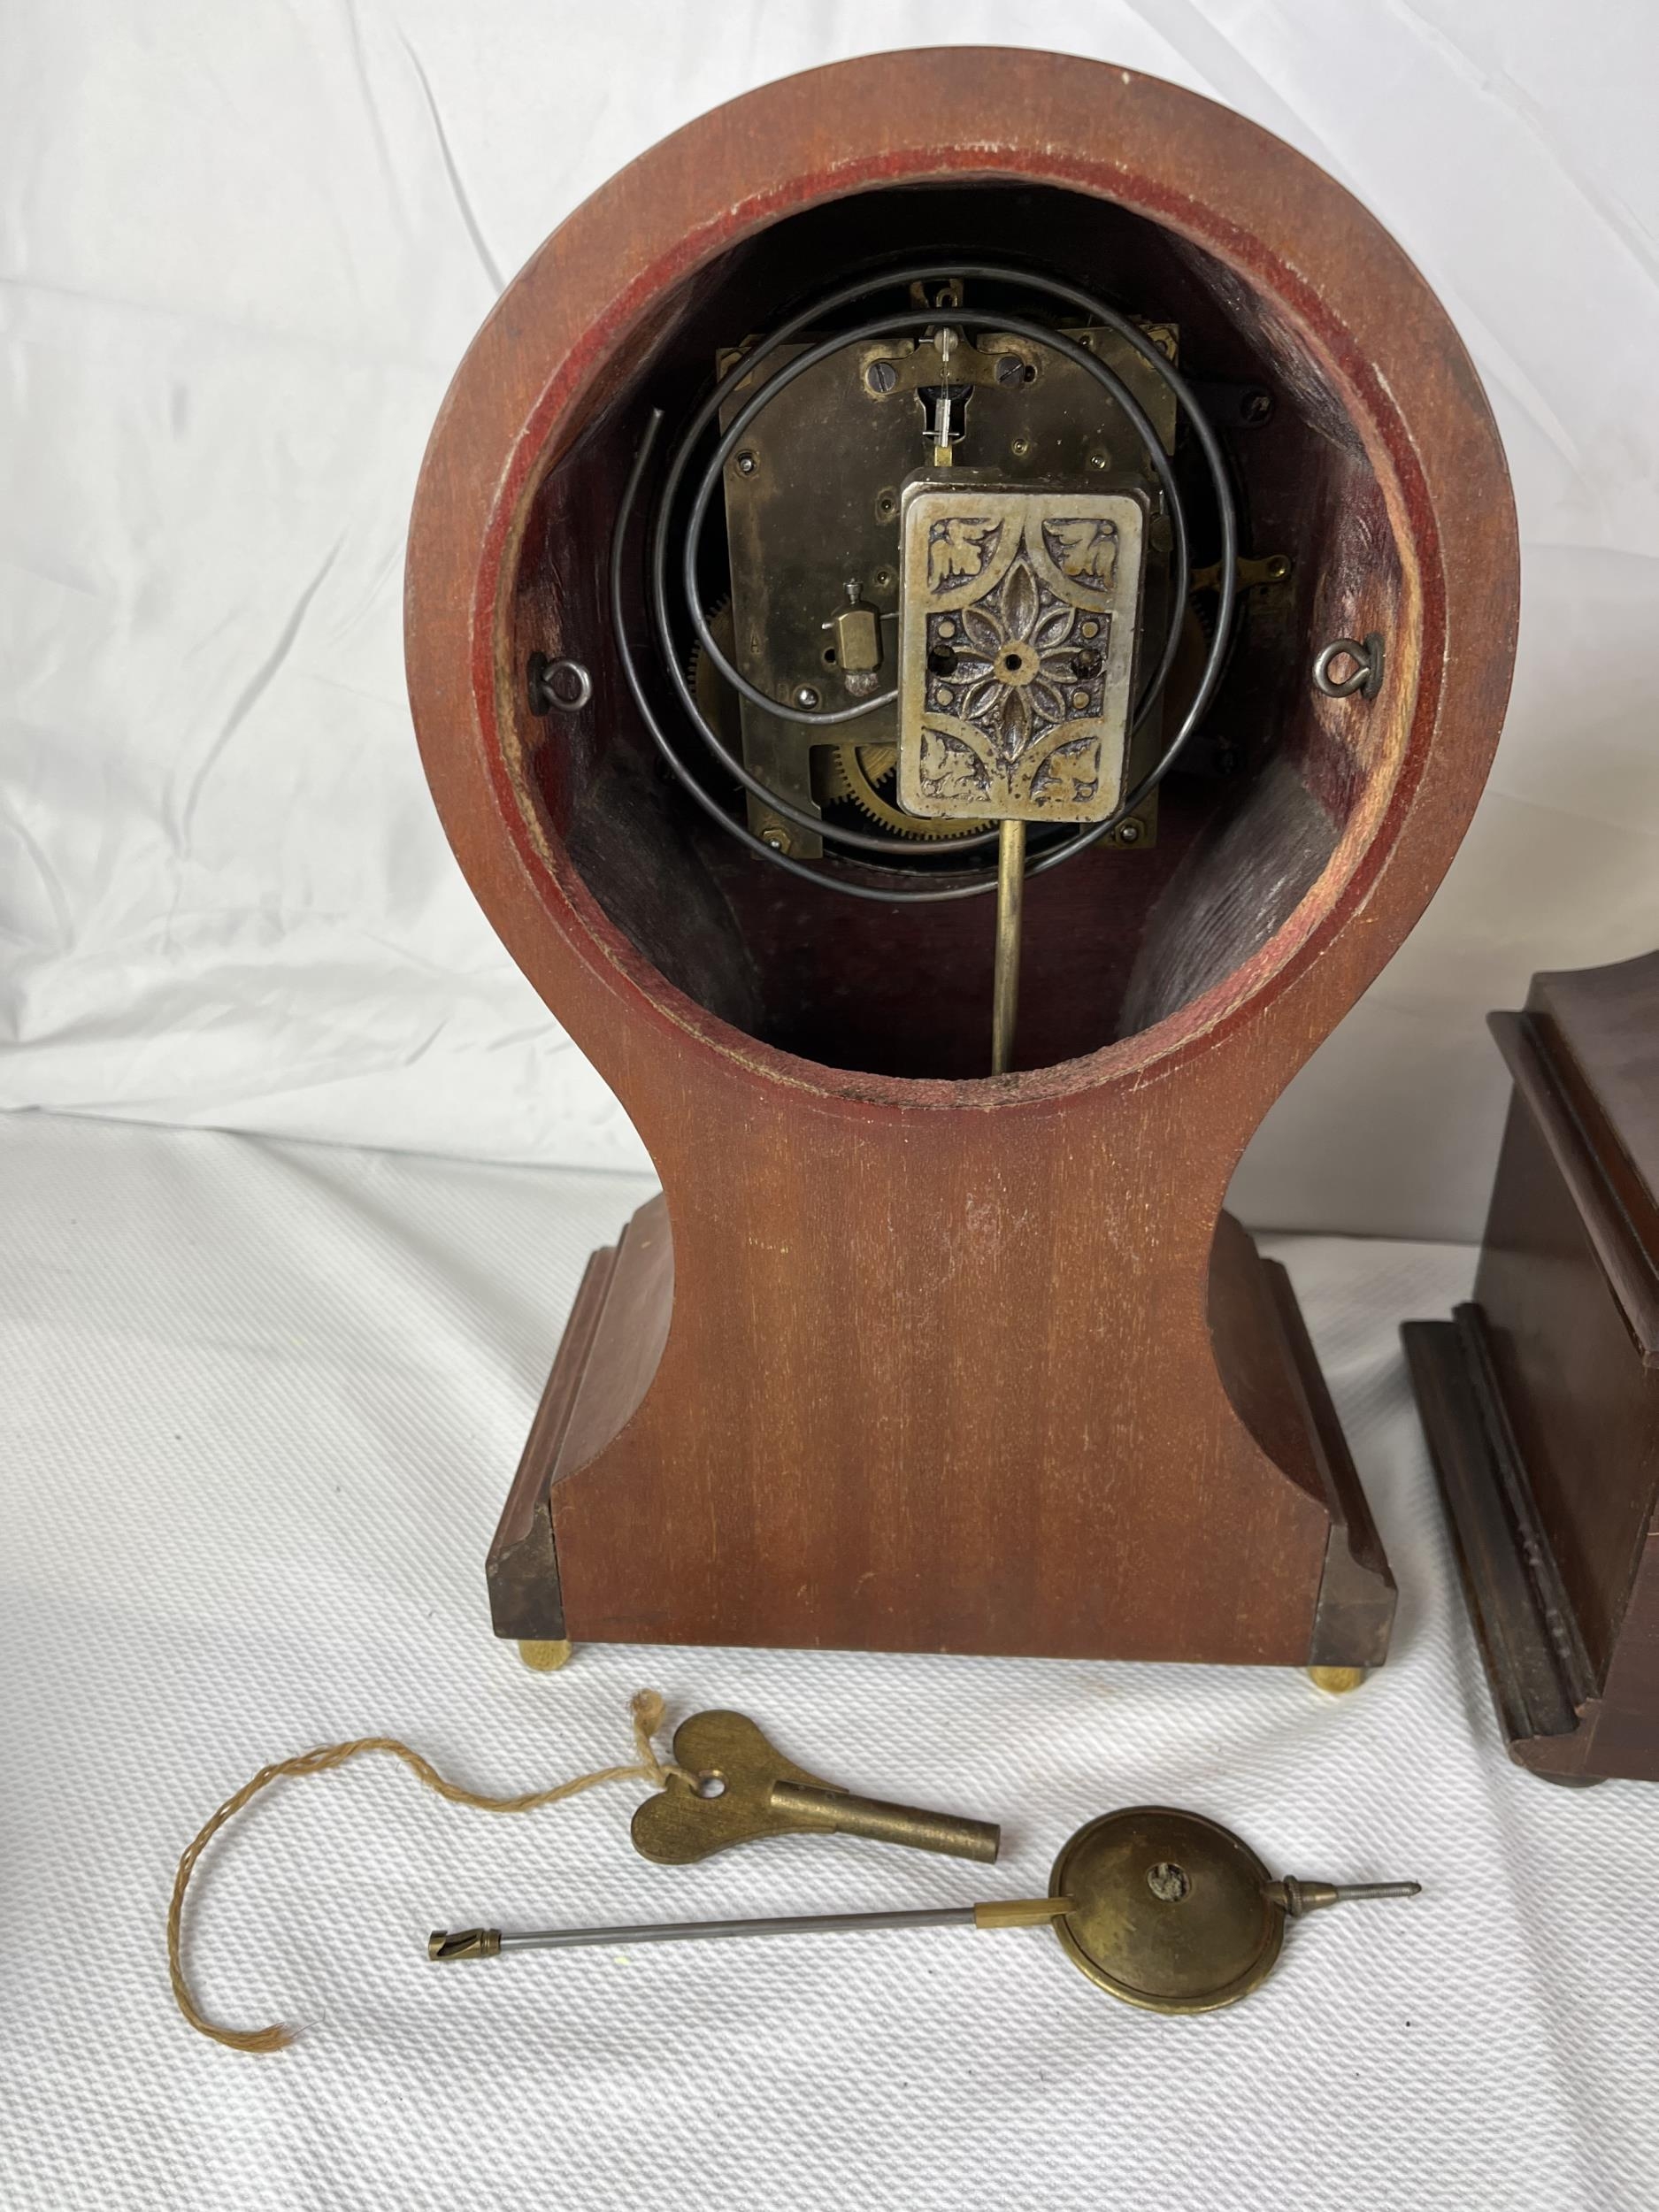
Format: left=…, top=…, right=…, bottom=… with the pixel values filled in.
left=405, top=51, right=1518, bottom=1675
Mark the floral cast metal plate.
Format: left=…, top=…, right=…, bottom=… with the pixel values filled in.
left=896, top=485, right=1148, bottom=822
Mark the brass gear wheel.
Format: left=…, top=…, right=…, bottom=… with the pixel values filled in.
left=817, top=741, right=988, bottom=841
left=692, top=603, right=986, bottom=844
left=687, top=596, right=741, bottom=749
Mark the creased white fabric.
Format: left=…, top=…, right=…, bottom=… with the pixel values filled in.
left=1, top=1110, right=1655, bottom=2210
left=1, top=4, right=1656, bottom=1234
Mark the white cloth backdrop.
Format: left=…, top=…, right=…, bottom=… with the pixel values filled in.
left=3, top=3, right=1657, bottom=1230
left=3, top=1111, right=1656, bottom=2212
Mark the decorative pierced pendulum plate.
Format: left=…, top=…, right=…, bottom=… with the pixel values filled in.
left=896, top=486, right=1148, bottom=824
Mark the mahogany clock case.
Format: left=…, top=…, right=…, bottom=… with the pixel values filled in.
left=1405, top=953, right=1659, bottom=1786
left=405, top=53, right=1518, bottom=1668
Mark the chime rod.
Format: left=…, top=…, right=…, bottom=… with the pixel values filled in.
left=429, top=1895, right=1071, bottom=1961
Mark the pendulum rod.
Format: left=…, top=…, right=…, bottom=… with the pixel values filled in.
left=991, top=819, right=1026, bottom=1075
left=932, top=367, right=1036, bottom=1071
left=930, top=354, right=1031, bottom=1081
left=428, top=1895, right=1073, bottom=1961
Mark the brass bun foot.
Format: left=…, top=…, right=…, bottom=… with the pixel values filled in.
left=1308, top=1664, right=1368, bottom=1696
left=518, top=1638, right=573, bottom=1673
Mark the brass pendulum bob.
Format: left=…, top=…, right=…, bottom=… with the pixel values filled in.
left=1045, top=1806, right=1417, bottom=2013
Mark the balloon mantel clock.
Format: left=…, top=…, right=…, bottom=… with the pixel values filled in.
left=405, top=52, right=1518, bottom=1682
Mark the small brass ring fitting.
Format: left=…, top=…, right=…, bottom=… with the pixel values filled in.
left=1312, top=633, right=1384, bottom=700
left=527, top=652, right=594, bottom=714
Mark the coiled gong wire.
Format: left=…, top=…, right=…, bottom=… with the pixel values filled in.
left=611, top=260, right=1239, bottom=906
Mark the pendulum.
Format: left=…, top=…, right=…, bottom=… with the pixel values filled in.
left=428, top=1805, right=1419, bottom=2016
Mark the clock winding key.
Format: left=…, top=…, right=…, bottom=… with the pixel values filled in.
left=629, top=1709, right=1001, bottom=1866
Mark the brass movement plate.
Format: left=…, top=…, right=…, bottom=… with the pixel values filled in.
left=897, top=486, right=1148, bottom=824
left=717, top=324, right=1174, bottom=850
left=1048, top=1806, right=1283, bottom=2013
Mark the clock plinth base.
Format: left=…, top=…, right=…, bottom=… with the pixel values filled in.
left=484, top=1199, right=1394, bottom=1673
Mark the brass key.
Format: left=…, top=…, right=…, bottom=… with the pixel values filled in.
left=629, top=1710, right=1000, bottom=1865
